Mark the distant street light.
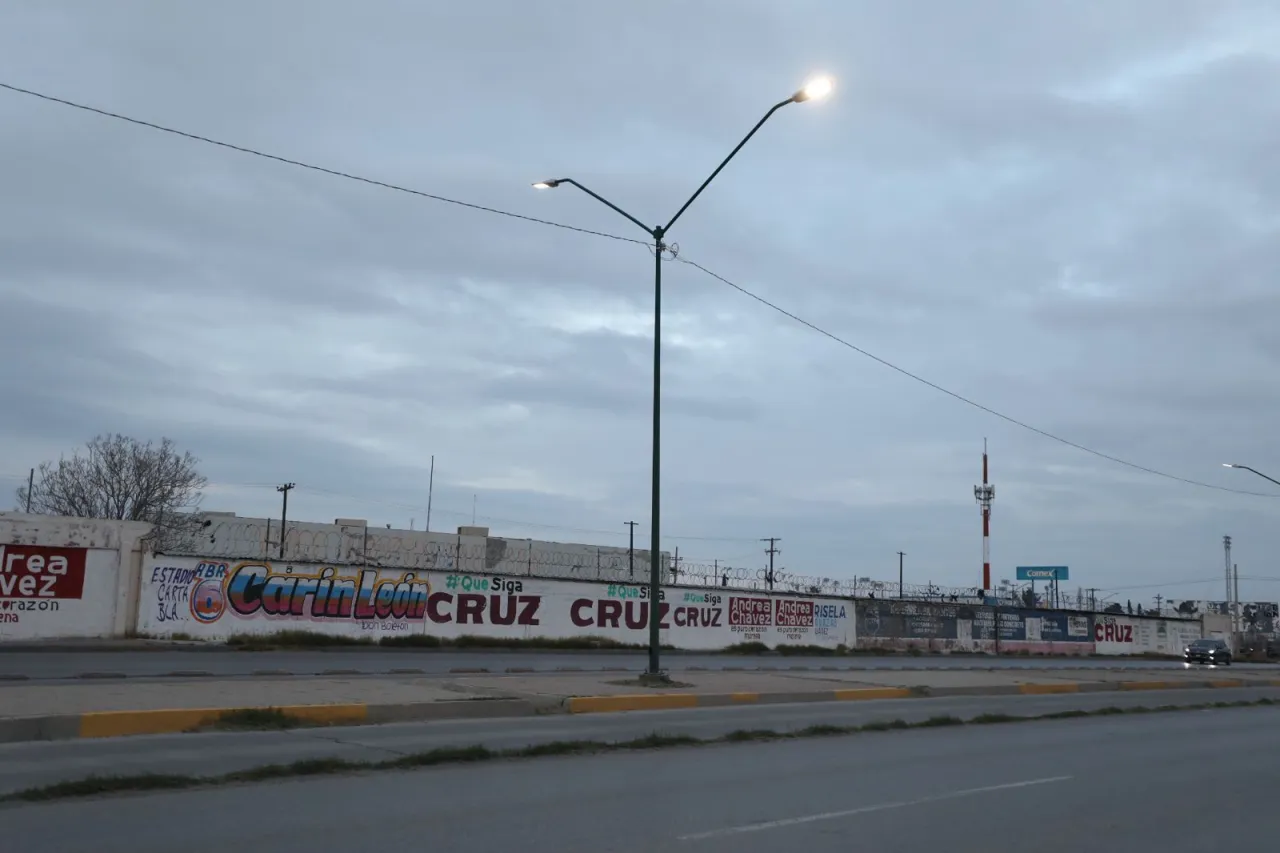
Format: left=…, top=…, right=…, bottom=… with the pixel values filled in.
left=1222, top=463, right=1280, bottom=488
left=533, top=76, right=833, bottom=681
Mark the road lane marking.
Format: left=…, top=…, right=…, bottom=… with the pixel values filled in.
left=677, top=775, right=1073, bottom=841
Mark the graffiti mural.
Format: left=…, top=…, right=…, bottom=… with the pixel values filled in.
left=139, top=559, right=434, bottom=637
left=136, top=557, right=854, bottom=649
left=225, top=563, right=430, bottom=622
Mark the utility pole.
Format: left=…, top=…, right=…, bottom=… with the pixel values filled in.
left=897, top=551, right=905, bottom=598
left=1233, top=562, right=1240, bottom=635
left=625, top=521, right=638, bottom=579
left=24, top=468, right=33, bottom=512
left=1223, top=535, right=1234, bottom=634
left=1087, top=588, right=1098, bottom=611
left=761, top=538, right=780, bottom=591
left=1154, top=594, right=1163, bottom=616
left=276, top=483, right=295, bottom=560
left=425, top=455, right=434, bottom=532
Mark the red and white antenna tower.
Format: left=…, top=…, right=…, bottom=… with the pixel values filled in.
left=973, top=439, right=995, bottom=593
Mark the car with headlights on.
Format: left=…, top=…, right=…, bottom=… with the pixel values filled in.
left=1184, top=638, right=1232, bottom=666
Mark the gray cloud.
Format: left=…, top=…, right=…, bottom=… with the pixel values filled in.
left=2, top=0, right=1279, bottom=605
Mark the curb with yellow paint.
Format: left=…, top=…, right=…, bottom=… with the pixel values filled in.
left=5, top=677, right=1279, bottom=741
left=566, top=694, right=701, bottom=714
left=833, top=687, right=914, bottom=701
left=564, top=677, right=1280, bottom=715
left=1018, top=683, right=1080, bottom=695
left=78, top=703, right=370, bottom=739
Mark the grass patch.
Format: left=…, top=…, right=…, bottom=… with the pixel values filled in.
left=723, top=641, right=771, bottom=655
left=382, top=745, right=496, bottom=768
left=7, top=698, right=1276, bottom=804
left=620, top=733, right=702, bottom=750
left=775, top=644, right=840, bottom=657
left=224, top=757, right=361, bottom=783
left=605, top=678, right=695, bottom=689
left=378, top=634, right=444, bottom=648
left=511, top=741, right=600, bottom=758
left=795, top=724, right=852, bottom=737
left=227, top=631, right=374, bottom=650
left=452, top=634, right=656, bottom=650
left=859, top=718, right=911, bottom=732
left=722, top=729, right=783, bottom=742
left=210, top=707, right=307, bottom=731
left=5, top=773, right=199, bottom=802
left=970, top=713, right=1024, bottom=725
left=224, top=631, right=676, bottom=652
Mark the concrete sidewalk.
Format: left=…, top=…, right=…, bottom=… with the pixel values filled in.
left=1, top=666, right=1274, bottom=743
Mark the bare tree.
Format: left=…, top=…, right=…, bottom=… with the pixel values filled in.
left=16, top=434, right=208, bottom=551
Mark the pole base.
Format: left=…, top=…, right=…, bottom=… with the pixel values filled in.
left=638, top=670, right=672, bottom=687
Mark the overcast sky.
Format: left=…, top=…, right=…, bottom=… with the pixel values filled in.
left=1, top=1, right=1278, bottom=606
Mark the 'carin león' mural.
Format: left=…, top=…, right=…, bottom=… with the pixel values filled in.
left=225, top=563, right=430, bottom=621
left=139, top=560, right=434, bottom=636
left=135, top=557, right=856, bottom=648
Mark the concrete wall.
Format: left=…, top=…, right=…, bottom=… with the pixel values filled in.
left=181, top=515, right=669, bottom=584
left=136, top=555, right=1204, bottom=655
left=136, top=556, right=854, bottom=650
left=851, top=598, right=1200, bottom=656
left=0, top=514, right=152, bottom=640
left=1, top=513, right=1209, bottom=654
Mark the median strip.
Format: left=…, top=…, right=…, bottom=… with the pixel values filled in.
left=1018, top=683, right=1079, bottom=695
left=5, top=697, right=1273, bottom=805
left=3, top=675, right=1276, bottom=743
left=77, top=703, right=369, bottom=739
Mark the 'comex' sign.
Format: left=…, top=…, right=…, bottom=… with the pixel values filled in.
left=1015, top=566, right=1069, bottom=581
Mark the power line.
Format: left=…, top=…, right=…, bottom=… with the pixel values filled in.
left=0, top=81, right=646, bottom=249
left=4, top=80, right=1276, bottom=500
left=677, top=257, right=1280, bottom=499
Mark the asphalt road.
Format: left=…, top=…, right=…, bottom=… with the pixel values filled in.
left=0, top=685, right=1276, bottom=795
left=3, top=648, right=1274, bottom=679
left=4, top=699, right=1277, bottom=852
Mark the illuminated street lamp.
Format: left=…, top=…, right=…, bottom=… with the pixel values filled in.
left=1222, top=463, right=1280, bottom=488
left=533, top=76, right=833, bottom=680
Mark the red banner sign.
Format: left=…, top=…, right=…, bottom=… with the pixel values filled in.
left=775, top=599, right=815, bottom=627
left=729, top=597, right=772, bottom=627
left=0, top=545, right=87, bottom=599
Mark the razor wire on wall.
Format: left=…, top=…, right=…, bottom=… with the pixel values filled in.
left=163, top=518, right=1003, bottom=604
left=175, top=519, right=663, bottom=582
left=674, top=561, right=997, bottom=603
left=166, top=518, right=1116, bottom=610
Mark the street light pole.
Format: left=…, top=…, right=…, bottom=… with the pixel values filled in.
left=1223, top=463, right=1280, bottom=488
left=534, top=76, right=833, bottom=680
